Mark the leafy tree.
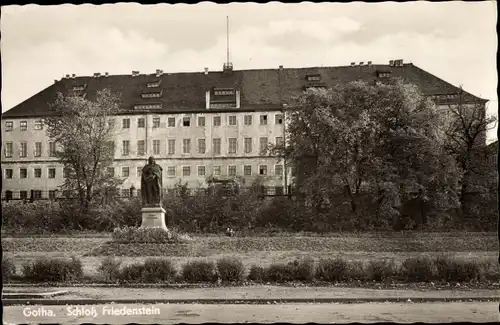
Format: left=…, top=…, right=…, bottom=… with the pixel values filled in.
left=45, top=88, right=123, bottom=211
left=283, top=79, right=460, bottom=228
left=443, top=89, right=497, bottom=220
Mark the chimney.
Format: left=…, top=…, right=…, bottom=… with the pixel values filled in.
left=279, top=65, right=283, bottom=70
left=389, top=60, right=394, bottom=66
left=204, top=67, right=209, bottom=75
left=54, top=79, right=58, bottom=84
left=65, top=74, right=70, bottom=79
left=350, top=62, right=356, bottom=67
left=367, top=61, right=372, bottom=67
left=359, top=62, right=364, bottom=66
left=71, top=74, right=76, bottom=78
left=104, top=72, right=109, bottom=77
left=156, top=69, right=163, bottom=77
left=132, top=71, right=140, bottom=77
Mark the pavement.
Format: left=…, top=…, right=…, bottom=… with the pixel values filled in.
left=3, top=302, right=499, bottom=323
left=2, top=285, right=500, bottom=305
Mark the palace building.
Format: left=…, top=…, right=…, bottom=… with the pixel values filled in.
left=1, top=59, right=487, bottom=200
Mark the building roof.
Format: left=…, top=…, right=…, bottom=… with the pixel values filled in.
left=2, top=62, right=487, bottom=118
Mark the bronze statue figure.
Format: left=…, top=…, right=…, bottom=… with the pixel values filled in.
left=141, top=156, right=163, bottom=207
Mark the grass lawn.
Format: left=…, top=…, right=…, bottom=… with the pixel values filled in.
left=3, top=232, right=498, bottom=277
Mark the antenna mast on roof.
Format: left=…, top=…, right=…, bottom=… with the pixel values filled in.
left=226, top=16, right=230, bottom=65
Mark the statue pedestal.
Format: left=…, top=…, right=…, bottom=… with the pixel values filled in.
left=140, top=206, right=168, bottom=231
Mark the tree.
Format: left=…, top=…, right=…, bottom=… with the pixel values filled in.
left=444, top=89, right=497, bottom=221
left=45, top=88, right=123, bottom=211
left=283, top=79, right=459, bottom=228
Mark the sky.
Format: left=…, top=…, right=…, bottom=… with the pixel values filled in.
left=1, top=1, right=498, bottom=143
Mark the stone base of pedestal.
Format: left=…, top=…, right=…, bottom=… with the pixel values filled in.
left=140, top=206, right=168, bottom=231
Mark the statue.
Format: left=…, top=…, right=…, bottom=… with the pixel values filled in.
left=141, top=156, right=163, bottom=207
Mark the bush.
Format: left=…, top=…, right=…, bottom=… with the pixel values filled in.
left=248, top=265, right=266, bottom=282
left=112, top=227, right=172, bottom=243
left=265, top=258, right=315, bottom=282
left=142, top=258, right=177, bottom=283
left=217, top=257, right=245, bottom=282
left=119, top=262, right=146, bottom=282
left=2, top=256, right=16, bottom=281
left=316, top=258, right=349, bottom=282
left=181, top=260, right=217, bottom=283
left=435, top=256, right=482, bottom=282
left=97, top=257, right=122, bottom=282
left=365, top=259, right=396, bottom=281
left=400, top=256, right=436, bottom=282
left=23, top=257, right=83, bottom=282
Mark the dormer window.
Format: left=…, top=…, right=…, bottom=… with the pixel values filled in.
left=73, top=84, right=86, bottom=91
left=377, top=71, right=391, bottom=78
left=213, top=88, right=235, bottom=96
left=141, top=91, right=162, bottom=99
left=306, top=74, right=321, bottom=82
left=134, top=103, right=162, bottom=110
left=147, top=80, right=161, bottom=88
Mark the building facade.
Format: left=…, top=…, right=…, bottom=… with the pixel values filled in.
left=1, top=60, right=487, bottom=200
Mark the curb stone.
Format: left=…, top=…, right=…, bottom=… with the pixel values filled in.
left=2, top=297, right=499, bottom=306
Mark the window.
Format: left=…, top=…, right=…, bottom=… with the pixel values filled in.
left=167, top=166, right=176, bottom=177
left=49, top=190, right=57, bottom=200
left=182, top=117, right=191, bottom=127
left=122, top=167, right=130, bottom=177
left=275, top=114, right=283, bottom=124
left=307, top=75, right=321, bottom=81
left=259, top=165, right=267, bottom=175
left=122, top=140, right=130, bottom=156
left=147, top=81, right=161, bottom=88
left=213, top=166, right=221, bottom=176
left=213, top=116, right=221, bottom=126
left=137, top=140, right=145, bottom=156
left=198, top=139, right=206, bottom=154
left=244, top=138, right=252, bottom=153
left=153, top=140, right=161, bottom=155
left=214, top=88, right=234, bottom=96
left=20, top=121, right=27, bottom=131
left=20, top=142, right=27, bottom=158
left=5, top=169, right=13, bottom=179
left=244, top=165, right=252, bottom=176
left=121, top=189, right=130, bottom=197
left=138, top=118, right=145, bottom=128
left=228, top=115, right=237, bottom=125
left=33, top=190, right=42, bottom=199
left=168, top=117, right=175, bottom=127
left=212, top=138, right=221, bottom=155
left=228, top=165, right=237, bottom=176
left=4, top=142, right=13, bottom=158
left=152, top=117, right=160, bottom=128
left=182, top=166, right=191, bottom=176
left=34, top=120, right=43, bottom=130
left=134, top=104, right=162, bottom=110
left=48, top=168, right=56, bottom=178
left=259, top=137, right=268, bottom=154
left=275, top=137, right=284, bottom=147
left=260, top=115, right=268, bottom=125
left=49, top=142, right=57, bottom=157
left=275, top=165, right=283, bottom=177
left=136, top=167, right=142, bottom=177
left=108, top=119, right=115, bottom=129
left=107, top=141, right=115, bottom=156
left=5, top=121, right=13, bottom=131
left=198, top=116, right=205, bottom=127
left=34, top=168, right=42, bottom=178
left=198, top=166, right=206, bottom=176
left=168, top=139, right=175, bottom=155
left=182, top=139, right=191, bottom=154
left=34, top=142, right=42, bottom=157
left=107, top=167, right=115, bottom=176
left=20, top=168, right=27, bottom=178
left=5, top=191, right=13, bottom=200
left=228, top=138, right=237, bottom=154
left=123, top=118, right=130, bottom=129
left=141, top=92, right=162, bottom=99
left=244, top=115, right=252, bottom=125
left=20, top=191, right=28, bottom=199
